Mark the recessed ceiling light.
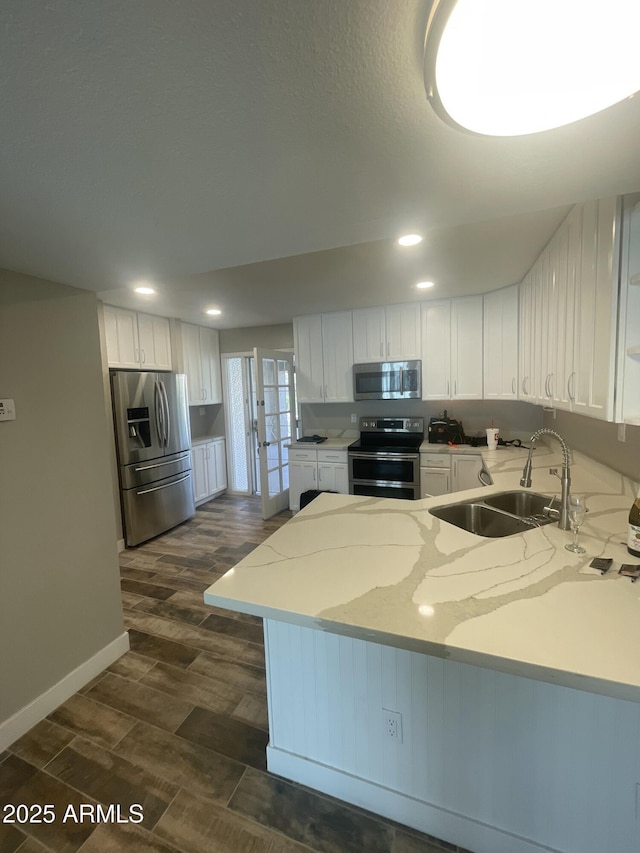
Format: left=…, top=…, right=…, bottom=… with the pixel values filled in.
left=398, top=234, right=423, bottom=247
left=205, top=308, right=222, bottom=316
left=424, top=0, right=640, bottom=136
left=416, top=281, right=435, bottom=289
left=133, top=285, right=155, bottom=295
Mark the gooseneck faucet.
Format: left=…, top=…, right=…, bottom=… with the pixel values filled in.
left=520, top=428, right=572, bottom=530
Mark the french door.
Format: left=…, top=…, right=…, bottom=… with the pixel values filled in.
left=253, top=348, right=295, bottom=519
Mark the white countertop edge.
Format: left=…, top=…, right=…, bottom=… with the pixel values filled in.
left=203, top=589, right=640, bottom=703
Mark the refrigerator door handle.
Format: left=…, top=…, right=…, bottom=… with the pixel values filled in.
left=159, top=379, right=171, bottom=447
left=154, top=380, right=165, bottom=445
left=136, top=473, right=190, bottom=496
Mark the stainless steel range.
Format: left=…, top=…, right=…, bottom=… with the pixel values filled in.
left=348, top=417, right=424, bottom=500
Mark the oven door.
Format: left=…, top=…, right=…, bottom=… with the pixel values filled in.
left=349, top=452, right=420, bottom=499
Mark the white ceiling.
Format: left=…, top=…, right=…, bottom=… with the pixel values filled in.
left=2, top=0, right=640, bottom=329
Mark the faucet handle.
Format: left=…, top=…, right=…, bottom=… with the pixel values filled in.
left=549, top=467, right=559, bottom=478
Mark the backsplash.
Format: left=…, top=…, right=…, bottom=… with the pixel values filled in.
left=300, top=400, right=543, bottom=443
left=543, top=409, right=640, bottom=481
left=189, top=403, right=225, bottom=440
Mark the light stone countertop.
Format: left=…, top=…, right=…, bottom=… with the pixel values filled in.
left=204, top=443, right=640, bottom=702
left=190, top=434, right=225, bottom=446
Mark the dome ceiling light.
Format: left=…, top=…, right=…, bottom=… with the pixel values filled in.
left=424, top=0, right=640, bottom=136
left=398, top=234, right=423, bottom=247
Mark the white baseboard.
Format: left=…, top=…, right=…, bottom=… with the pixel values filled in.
left=266, top=746, right=562, bottom=853
left=0, top=631, right=130, bottom=751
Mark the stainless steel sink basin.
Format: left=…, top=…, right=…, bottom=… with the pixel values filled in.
left=429, top=490, right=558, bottom=538
left=430, top=502, right=539, bottom=538
left=482, top=490, right=560, bottom=520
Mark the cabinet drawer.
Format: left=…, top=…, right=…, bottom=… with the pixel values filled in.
left=316, top=449, right=347, bottom=464
left=289, top=448, right=318, bottom=462
left=420, top=453, right=451, bottom=469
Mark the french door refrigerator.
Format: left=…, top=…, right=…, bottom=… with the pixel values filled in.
left=111, top=371, right=195, bottom=546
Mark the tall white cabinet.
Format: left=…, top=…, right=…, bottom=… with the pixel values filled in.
left=181, top=323, right=222, bottom=405
left=294, top=311, right=354, bottom=403
left=421, top=297, right=483, bottom=401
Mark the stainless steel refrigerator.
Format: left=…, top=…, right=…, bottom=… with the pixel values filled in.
left=111, top=371, right=195, bottom=546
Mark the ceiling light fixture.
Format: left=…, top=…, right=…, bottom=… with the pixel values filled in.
left=398, top=233, right=423, bottom=247
left=205, top=308, right=222, bottom=316
left=424, top=0, right=640, bottom=136
left=416, top=281, right=435, bottom=289
left=133, top=285, right=155, bottom=295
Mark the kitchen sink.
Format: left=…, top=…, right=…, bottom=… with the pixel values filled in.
left=429, top=490, right=558, bottom=538
left=482, top=490, right=560, bottom=520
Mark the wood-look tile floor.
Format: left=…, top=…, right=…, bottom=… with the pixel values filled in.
left=1, top=494, right=475, bottom=853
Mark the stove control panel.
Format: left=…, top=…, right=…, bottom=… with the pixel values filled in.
left=359, top=417, right=423, bottom=433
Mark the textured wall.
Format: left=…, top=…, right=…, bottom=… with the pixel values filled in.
left=0, top=272, right=124, bottom=724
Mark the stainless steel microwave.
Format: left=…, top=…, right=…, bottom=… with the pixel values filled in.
left=353, top=360, right=421, bottom=401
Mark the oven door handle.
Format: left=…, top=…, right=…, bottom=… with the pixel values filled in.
left=349, top=452, right=418, bottom=461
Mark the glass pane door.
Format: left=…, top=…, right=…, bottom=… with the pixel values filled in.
left=254, top=348, right=295, bottom=519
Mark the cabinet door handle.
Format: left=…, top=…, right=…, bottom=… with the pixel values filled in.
left=313, top=468, right=316, bottom=481
left=380, top=342, right=383, bottom=357
left=568, top=371, right=576, bottom=401
left=454, top=380, right=457, bottom=396
left=512, top=377, right=516, bottom=394
left=387, top=341, right=390, bottom=357
left=141, top=349, right=146, bottom=364
left=447, top=380, right=450, bottom=396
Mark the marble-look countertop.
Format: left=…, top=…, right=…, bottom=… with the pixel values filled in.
left=190, top=434, right=224, bottom=447
left=204, top=444, right=640, bottom=702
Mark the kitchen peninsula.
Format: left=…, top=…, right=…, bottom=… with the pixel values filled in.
left=204, top=445, right=640, bottom=853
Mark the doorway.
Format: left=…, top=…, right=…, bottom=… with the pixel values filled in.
left=222, top=354, right=260, bottom=496
left=222, top=350, right=298, bottom=517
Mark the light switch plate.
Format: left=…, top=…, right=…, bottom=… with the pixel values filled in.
left=0, top=398, right=16, bottom=421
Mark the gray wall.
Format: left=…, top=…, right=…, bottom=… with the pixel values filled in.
left=543, top=409, right=640, bottom=482
left=301, top=400, right=543, bottom=442
left=0, top=272, right=124, bottom=724
left=219, top=323, right=293, bottom=353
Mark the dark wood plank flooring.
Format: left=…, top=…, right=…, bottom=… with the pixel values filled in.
left=1, top=494, right=474, bottom=853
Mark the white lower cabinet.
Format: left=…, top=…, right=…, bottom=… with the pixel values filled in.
left=420, top=452, right=451, bottom=497
left=420, top=451, right=485, bottom=497
left=289, top=447, right=348, bottom=511
left=191, top=438, right=227, bottom=505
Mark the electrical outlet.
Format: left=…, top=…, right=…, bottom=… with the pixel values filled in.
left=383, top=709, right=402, bottom=742
left=351, top=413, right=357, bottom=423
left=618, top=423, right=626, bottom=442
left=635, top=782, right=640, bottom=819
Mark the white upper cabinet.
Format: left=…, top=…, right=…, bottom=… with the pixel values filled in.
left=451, top=296, right=483, bottom=399
left=103, top=305, right=172, bottom=370
left=520, top=197, right=621, bottom=421
left=571, top=197, right=620, bottom=420
left=181, top=323, right=222, bottom=405
left=294, top=311, right=354, bottom=403
left=421, top=297, right=483, bottom=401
left=483, top=285, right=518, bottom=400
left=352, top=303, right=420, bottom=362
left=136, top=312, right=172, bottom=371
left=421, top=300, right=451, bottom=399
left=293, top=314, right=324, bottom=403
left=615, top=194, right=640, bottom=425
